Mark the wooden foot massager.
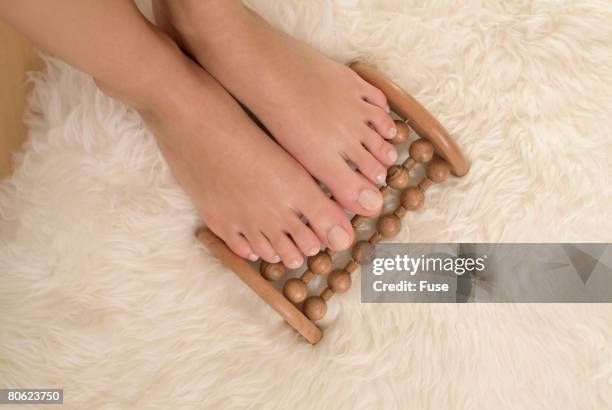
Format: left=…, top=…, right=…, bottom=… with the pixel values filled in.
left=196, top=63, right=469, bottom=344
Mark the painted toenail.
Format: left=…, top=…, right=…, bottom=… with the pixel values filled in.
left=288, top=259, right=303, bottom=269
left=388, top=148, right=397, bottom=163
left=387, top=126, right=397, bottom=139
left=247, top=253, right=259, bottom=262
left=328, top=225, right=351, bottom=250
left=358, top=189, right=383, bottom=211
left=307, top=246, right=320, bottom=256
left=376, top=171, right=387, bottom=184
left=271, top=254, right=281, bottom=263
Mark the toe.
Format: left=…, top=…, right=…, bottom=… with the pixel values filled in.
left=265, top=229, right=304, bottom=269
left=245, top=230, right=280, bottom=263
left=224, top=232, right=259, bottom=262
left=300, top=195, right=355, bottom=252
left=348, top=143, right=388, bottom=185
left=360, top=81, right=389, bottom=112
left=287, top=215, right=321, bottom=257
left=365, top=103, right=397, bottom=140
left=362, top=129, right=398, bottom=166
left=325, top=158, right=384, bottom=216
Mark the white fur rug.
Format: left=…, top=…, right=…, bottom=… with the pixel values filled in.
left=1, top=0, right=611, bottom=408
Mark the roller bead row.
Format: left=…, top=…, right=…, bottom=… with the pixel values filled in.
left=258, top=119, right=452, bottom=322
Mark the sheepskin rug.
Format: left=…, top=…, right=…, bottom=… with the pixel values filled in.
left=1, top=0, right=611, bottom=408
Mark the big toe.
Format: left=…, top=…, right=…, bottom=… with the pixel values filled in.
left=299, top=190, right=355, bottom=252
left=323, top=158, right=384, bottom=217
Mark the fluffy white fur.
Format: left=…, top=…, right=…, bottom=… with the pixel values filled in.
left=1, top=0, right=611, bottom=408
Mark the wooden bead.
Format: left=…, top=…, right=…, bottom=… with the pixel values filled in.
left=345, top=259, right=358, bottom=273
left=259, top=261, right=285, bottom=281
left=400, top=186, right=425, bottom=210
left=402, top=158, right=416, bottom=172
left=283, top=278, right=308, bottom=304
left=352, top=240, right=375, bottom=264
left=328, top=269, right=352, bottom=294
left=307, top=252, right=333, bottom=275
left=303, top=296, right=327, bottom=321
left=417, top=177, right=433, bottom=192
left=351, top=215, right=366, bottom=228
left=369, top=231, right=383, bottom=244
left=409, top=139, right=435, bottom=163
left=321, top=288, right=334, bottom=301
left=390, top=120, right=410, bottom=145
left=386, top=165, right=410, bottom=190
left=394, top=206, right=407, bottom=218
left=426, top=158, right=450, bottom=182
left=377, top=214, right=402, bottom=238
left=300, top=270, right=315, bottom=284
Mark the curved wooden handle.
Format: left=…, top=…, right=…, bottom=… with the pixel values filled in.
left=196, top=227, right=322, bottom=345
left=350, top=62, right=469, bottom=177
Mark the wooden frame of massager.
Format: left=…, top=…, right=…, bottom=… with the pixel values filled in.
left=196, top=63, right=469, bottom=344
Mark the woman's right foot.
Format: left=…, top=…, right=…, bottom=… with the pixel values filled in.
left=111, top=43, right=354, bottom=268
left=153, top=0, right=398, bottom=219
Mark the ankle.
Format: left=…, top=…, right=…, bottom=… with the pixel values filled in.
left=157, top=0, right=251, bottom=42
left=94, top=30, right=191, bottom=115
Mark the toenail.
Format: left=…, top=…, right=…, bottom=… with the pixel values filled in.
left=328, top=225, right=351, bottom=250
left=307, top=246, right=320, bottom=256
left=387, top=148, right=397, bottom=163
left=358, top=189, right=383, bottom=211
left=247, top=253, right=259, bottom=262
left=386, top=104, right=391, bottom=113
left=387, top=126, right=397, bottom=139
left=376, top=171, right=387, bottom=184
left=288, top=258, right=303, bottom=269
left=271, top=254, right=281, bottom=263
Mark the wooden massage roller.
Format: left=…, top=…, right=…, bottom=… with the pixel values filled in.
left=196, top=63, right=469, bottom=344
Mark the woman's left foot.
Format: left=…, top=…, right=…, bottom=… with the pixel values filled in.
left=153, top=0, right=398, bottom=218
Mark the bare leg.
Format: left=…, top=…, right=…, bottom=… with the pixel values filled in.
left=154, top=0, right=398, bottom=217
left=0, top=1, right=356, bottom=267
left=0, top=0, right=177, bottom=111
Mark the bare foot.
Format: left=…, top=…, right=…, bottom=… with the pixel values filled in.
left=153, top=0, right=398, bottom=217
left=103, top=39, right=354, bottom=267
